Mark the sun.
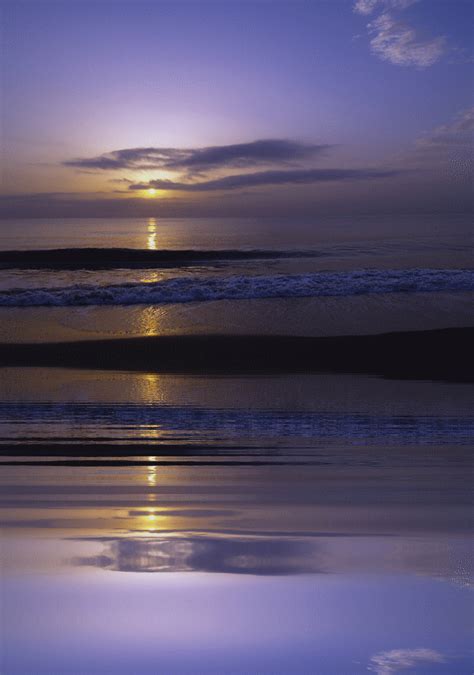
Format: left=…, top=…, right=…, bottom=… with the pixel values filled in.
left=147, top=188, right=157, bottom=197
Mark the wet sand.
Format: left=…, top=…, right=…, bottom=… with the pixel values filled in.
left=0, top=292, right=472, bottom=344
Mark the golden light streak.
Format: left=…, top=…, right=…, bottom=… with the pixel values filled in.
left=145, top=508, right=159, bottom=531
left=147, top=218, right=157, bottom=250
left=147, top=456, right=158, bottom=485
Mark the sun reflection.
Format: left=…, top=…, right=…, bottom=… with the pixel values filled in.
left=146, top=507, right=159, bottom=531
left=140, top=372, right=166, bottom=403
left=146, top=453, right=159, bottom=507
left=147, top=456, right=157, bottom=485
left=137, top=305, right=165, bottom=337
left=147, top=218, right=157, bottom=250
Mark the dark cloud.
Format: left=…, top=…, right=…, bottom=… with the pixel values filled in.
left=129, top=167, right=402, bottom=192
left=64, top=139, right=329, bottom=173
left=65, top=146, right=173, bottom=170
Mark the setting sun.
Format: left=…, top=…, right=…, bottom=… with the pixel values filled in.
left=147, top=188, right=157, bottom=197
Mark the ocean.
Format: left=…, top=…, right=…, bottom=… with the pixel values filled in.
left=0, top=215, right=472, bottom=342
left=0, top=216, right=473, bottom=674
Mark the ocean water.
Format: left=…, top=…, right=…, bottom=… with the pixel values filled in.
left=0, top=215, right=472, bottom=342
left=0, top=217, right=473, bottom=674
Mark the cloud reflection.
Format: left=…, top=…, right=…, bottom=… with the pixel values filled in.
left=74, top=535, right=324, bottom=576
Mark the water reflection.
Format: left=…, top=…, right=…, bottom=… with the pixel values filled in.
left=69, top=532, right=472, bottom=587
left=5, top=550, right=472, bottom=675
left=2, top=463, right=473, bottom=674
left=147, top=456, right=158, bottom=485
left=1, top=367, right=473, bottom=674
left=74, top=535, right=325, bottom=575
left=147, top=218, right=157, bottom=250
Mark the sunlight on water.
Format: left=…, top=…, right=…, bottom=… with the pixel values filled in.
left=147, top=218, right=157, bottom=250
left=147, top=456, right=158, bottom=485
left=0, top=217, right=472, bottom=674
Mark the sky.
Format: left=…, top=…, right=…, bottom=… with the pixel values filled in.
left=0, top=0, right=472, bottom=218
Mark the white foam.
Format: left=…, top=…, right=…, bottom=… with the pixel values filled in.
left=0, top=269, right=472, bottom=307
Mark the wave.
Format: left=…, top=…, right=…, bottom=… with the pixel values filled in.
left=0, top=247, right=319, bottom=270
left=1, top=402, right=472, bottom=445
left=0, top=268, right=472, bottom=307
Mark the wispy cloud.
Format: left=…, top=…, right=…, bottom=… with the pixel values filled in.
left=415, top=106, right=474, bottom=150
left=128, top=167, right=402, bottom=192
left=368, top=12, right=445, bottom=67
left=368, top=648, right=445, bottom=674
left=354, top=0, right=445, bottom=67
left=354, top=0, right=418, bottom=16
left=403, top=106, right=474, bottom=178
left=64, top=140, right=329, bottom=174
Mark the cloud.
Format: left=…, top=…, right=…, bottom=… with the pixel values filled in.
left=368, top=12, right=445, bottom=67
left=354, top=1, right=446, bottom=68
left=128, top=167, right=402, bottom=192
left=354, top=0, right=380, bottom=14
left=64, top=140, right=329, bottom=173
left=368, top=648, right=445, bottom=674
left=402, top=106, right=474, bottom=179
left=354, top=0, right=418, bottom=15
left=416, top=106, right=474, bottom=150
left=65, top=146, right=181, bottom=170
left=64, top=139, right=403, bottom=198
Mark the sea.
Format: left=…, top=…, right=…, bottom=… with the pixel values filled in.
left=0, top=215, right=473, bottom=674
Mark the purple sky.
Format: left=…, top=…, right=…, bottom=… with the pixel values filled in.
left=1, top=0, right=472, bottom=218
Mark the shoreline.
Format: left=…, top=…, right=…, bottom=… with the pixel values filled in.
left=0, top=327, right=472, bottom=382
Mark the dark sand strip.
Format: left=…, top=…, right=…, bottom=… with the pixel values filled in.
left=0, top=247, right=317, bottom=269
left=0, top=328, right=472, bottom=381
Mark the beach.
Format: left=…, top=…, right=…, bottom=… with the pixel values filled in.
left=3, top=0, right=473, bottom=669
left=1, top=216, right=473, bottom=674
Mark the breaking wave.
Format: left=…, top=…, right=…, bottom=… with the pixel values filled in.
left=0, top=268, right=472, bottom=307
